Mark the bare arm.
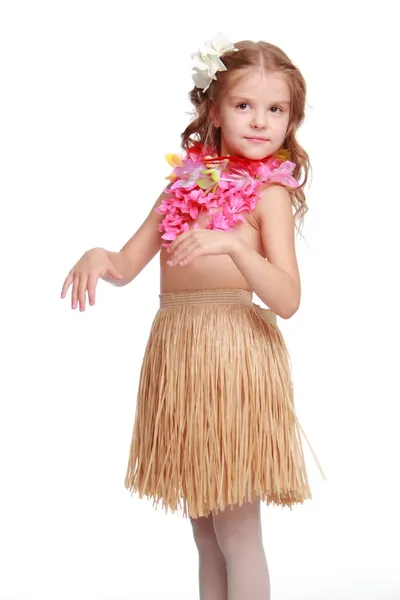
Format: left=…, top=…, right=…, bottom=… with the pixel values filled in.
left=101, top=191, right=166, bottom=286
left=229, top=185, right=301, bottom=319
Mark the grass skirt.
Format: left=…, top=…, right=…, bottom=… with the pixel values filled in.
left=124, top=288, right=325, bottom=519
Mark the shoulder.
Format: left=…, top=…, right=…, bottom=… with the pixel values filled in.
left=254, top=184, right=293, bottom=215
left=254, top=184, right=294, bottom=232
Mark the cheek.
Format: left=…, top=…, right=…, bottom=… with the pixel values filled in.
left=279, top=114, right=290, bottom=131
left=270, top=116, right=289, bottom=138
left=222, top=112, right=247, bottom=135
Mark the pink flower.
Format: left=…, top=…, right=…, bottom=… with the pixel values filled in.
left=157, top=144, right=300, bottom=243
left=206, top=211, right=232, bottom=231
left=266, top=157, right=282, bottom=170
left=161, top=216, right=189, bottom=241
left=171, top=164, right=203, bottom=189
left=155, top=200, right=170, bottom=215
left=268, top=160, right=298, bottom=188
left=224, top=192, right=247, bottom=214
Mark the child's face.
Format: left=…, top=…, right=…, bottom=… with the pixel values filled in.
left=211, top=68, right=291, bottom=159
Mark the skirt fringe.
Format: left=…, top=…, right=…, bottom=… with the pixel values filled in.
left=124, top=288, right=325, bottom=519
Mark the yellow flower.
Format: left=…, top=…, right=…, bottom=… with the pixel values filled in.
left=275, top=148, right=292, bottom=161
left=165, top=154, right=183, bottom=168
left=203, top=166, right=221, bottom=182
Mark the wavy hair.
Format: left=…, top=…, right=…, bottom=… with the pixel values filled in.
left=181, top=40, right=311, bottom=234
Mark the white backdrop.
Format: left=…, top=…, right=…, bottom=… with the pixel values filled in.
left=1, top=1, right=399, bottom=599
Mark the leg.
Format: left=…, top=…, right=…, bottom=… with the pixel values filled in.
left=190, top=515, right=228, bottom=600
left=212, top=497, right=270, bottom=600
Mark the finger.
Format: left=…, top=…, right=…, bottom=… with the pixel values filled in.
left=87, top=273, right=99, bottom=306
left=167, top=240, right=179, bottom=254
left=78, top=273, right=89, bottom=311
left=173, top=241, right=199, bottom=264
left=71, top=275, right=80, bottom=309
left=61, top=272, right=74, bottom=298
left=178, top=249, right=197, bottom=266
left=180, top=241, right=208, bottom=265
left=167, top=247, right=184, bottom=265
left=168, top=230, right=191, bottom=253
left=169, top=239, right=192, bottom=261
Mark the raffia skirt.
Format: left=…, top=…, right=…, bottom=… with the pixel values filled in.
left=124, top=288, right=325, bottom=519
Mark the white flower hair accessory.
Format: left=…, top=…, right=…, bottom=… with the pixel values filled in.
left=191, top=32, right=238, bottom=92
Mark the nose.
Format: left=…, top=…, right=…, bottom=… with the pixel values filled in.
left=251, top=109, right=267, bottom=129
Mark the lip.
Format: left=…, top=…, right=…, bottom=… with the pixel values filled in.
left=244, top=137, right=269, bottom=142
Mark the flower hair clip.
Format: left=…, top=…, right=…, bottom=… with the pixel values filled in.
left=191, top=32, right=238, bottom=92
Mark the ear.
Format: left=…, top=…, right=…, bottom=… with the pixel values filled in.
left=209, top=103, right=221, bottom=128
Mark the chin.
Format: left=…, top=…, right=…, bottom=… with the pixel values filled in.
left=223, top=140, right=278, bottom=161
left=239, top=147, right=272, bottom=161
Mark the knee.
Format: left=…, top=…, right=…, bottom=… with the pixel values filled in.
left=213, top=515, right=243, bottom=558
left=213, top=501, right=262, bottom=559
left=190, top=516, right=218, bottom=553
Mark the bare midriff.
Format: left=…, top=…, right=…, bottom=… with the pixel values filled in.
left=159, top=208, right=266, bottom=293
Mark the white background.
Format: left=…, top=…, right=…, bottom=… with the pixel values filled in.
left=1, top=1, right=399, bottom=599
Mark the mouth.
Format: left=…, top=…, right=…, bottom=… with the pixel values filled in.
left=244, top=137, right=269, bottom=142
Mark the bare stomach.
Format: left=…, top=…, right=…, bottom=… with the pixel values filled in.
left=159, top=212, right=265, bottom=293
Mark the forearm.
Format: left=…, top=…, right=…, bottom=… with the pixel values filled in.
left=229, top=239, right=300, bottom=319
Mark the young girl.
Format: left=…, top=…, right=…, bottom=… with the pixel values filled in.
left=61, top=34, right=325, bottom=600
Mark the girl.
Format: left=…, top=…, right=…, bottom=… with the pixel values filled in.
left=61, top=34, right=325, bottom=600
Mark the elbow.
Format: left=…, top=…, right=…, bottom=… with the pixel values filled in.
left=279, top=289, right=301, bottom=320
left=279, top=304, right=299, bottom=320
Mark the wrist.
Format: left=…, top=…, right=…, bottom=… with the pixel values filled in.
left=228, top=236, right=246, bottom=258
left=88, top=247, right=108, bottom=257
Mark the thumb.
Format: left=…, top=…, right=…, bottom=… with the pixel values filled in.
left=106, top=266, right=123, bottom=279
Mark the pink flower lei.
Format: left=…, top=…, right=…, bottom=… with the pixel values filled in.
left=156, top=143, right=299, bottom=248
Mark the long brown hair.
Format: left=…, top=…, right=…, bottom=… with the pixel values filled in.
left=181, top=40, right=311, bottom=234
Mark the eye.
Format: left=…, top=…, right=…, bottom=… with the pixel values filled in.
left=270, top=106, right=283, bottom=113
left=236, top=103, right=250, bottom=110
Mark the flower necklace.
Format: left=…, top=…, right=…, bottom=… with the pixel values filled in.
left=156, top=143, right=299, bottom=247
